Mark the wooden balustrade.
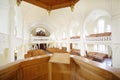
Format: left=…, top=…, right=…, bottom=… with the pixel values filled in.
left=73, top=56, right=120, bottom=80
left=0, top=55, right=50, bottom=80
left=0, top=54, right=120, bottom=80
left=21, top=56, right=50, bottom=80
left=0, top=62, right=22, bottom=80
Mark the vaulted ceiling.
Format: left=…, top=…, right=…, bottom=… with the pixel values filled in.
left=20, top=0, right=112, bottom=38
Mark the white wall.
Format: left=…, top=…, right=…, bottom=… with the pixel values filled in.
left=0, top=0, right=9, bottom=34
left=0, top=8, right=9, bottom=34
left=21, top=0, right=112, bottom=52
left=0, top=0, right=28, bottom=66
left=0, top=0, right=10, bottom=66
left=1, top=0, right=119, bottom=67
left=111, top=0, right=120, bottom=68
left=22, top=0, right=111, bottom=37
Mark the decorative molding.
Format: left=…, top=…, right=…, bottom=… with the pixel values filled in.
left=85, top=36, right=112, bottom=45
left=17, top=0, right=22, bottom=6
left=31, top=36, right=53, bottom=43
left=112, top=9, right=120, bottom=14
left=112, top=14, right=120, bottom=20
left=85, top=41, right=112, bottom=45
left=112, top=43, right=120, bottom=46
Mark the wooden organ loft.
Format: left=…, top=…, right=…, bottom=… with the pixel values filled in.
left=30, top=27, right=81, bottom=56
left=32, top=29, right=47, bottom=50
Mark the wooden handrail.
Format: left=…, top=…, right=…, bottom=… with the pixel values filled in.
left=73, top=56, right=120, bottom=80
left=0, top=55, right=120, bottom=80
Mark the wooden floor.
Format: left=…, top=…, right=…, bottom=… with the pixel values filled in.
left=102, top=58, right=112, bottom=66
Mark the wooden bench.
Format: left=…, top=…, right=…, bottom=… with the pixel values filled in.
left=46, top=48, right=68, bottom=53
left=24, top=49, right=46, bottom=58
left=86, top=52, right=108, bottom=62
left=69, top=49, right=81, bottom=56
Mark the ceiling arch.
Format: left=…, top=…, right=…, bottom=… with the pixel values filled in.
left=21, top=0, right=113, bottom=39
left=83, top=9, right=111, bottom=34
left=30, top=24, right=51, bottom=36
left=84, top=9, right=111, bottom=26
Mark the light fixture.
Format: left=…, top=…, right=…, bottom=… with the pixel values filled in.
left=47, top=10, right=51, bottom=16
left=17, top=0, right=22, bottom=6
left=70, top=4, right=74, bottom=12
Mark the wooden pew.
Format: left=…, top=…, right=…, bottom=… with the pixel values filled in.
left=24, top=49, right=47, bottom=58
left=46, top=48, right=68, bottom=53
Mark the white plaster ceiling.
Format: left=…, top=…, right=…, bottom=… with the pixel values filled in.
left=21, top=0, right=112, bottom=38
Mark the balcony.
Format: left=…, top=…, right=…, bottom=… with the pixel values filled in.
left=85, top=36, right=112, bottom=45
left=85, top=32, right=112, bottom=45
left=31, top=36, right=53, bottom=43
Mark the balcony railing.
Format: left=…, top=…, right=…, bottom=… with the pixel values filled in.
left=31, top=36, right=53, bottom=43
left=85, top=36, right=112, bottom=45
left=85, top=36, right=111, bottom=41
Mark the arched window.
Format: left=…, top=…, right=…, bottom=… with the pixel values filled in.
left=93, top=19, right=109, bottom=53
left=62, top=32, right=66, bottom=39
left=94, top=19, right=105, bottom=52
left=97, top=19, right=104, bottom=33
left=106, top=25, right=111, bottom=32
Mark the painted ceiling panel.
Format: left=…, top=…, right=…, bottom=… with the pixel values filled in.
left=23, top=0, right=79, bottom=10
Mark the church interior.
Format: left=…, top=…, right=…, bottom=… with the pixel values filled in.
left=0, top=0, right=120, bottom=80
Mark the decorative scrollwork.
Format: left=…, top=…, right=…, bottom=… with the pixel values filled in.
left=17, top=0, right=22, bottom=6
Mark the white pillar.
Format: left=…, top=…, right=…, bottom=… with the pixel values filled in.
left=8, top=0, right=16, bottom=62
left=111, top=16, right=120, bottom=68
left=19, top=5, right=24, bottom=59
left=111, top=0, right=120, bottom=68
left=15, top=2, right=25, bottom=59
left=80, top=34, right=85, bottom=56
left=67, top=43, right=70, bottom=52
left=80, top=20, right=86, bottom=56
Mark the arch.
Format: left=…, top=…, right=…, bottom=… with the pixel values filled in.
left=29, top=19, right=56, bottom=34
left=83, top=9, right=111, bottom=35
left=30, top=24, right=50, bottom=36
